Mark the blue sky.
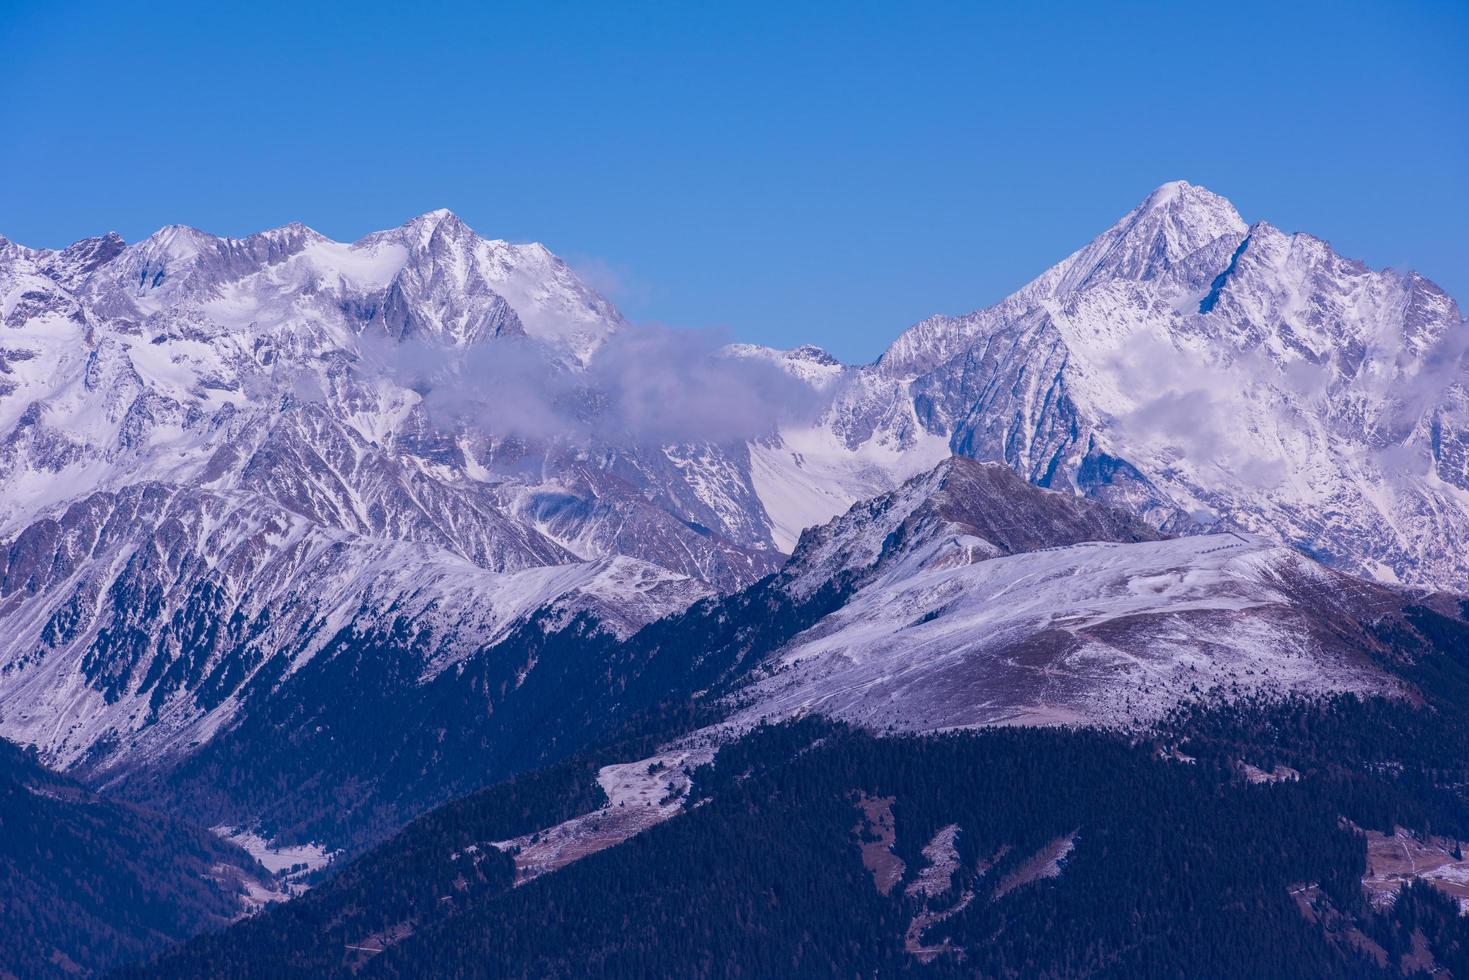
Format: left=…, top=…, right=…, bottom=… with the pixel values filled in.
left=2, top=0, right=1465, bottom=362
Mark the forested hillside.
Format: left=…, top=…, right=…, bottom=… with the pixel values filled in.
left=0, top=739, right=269, bottom=978
left=131, top=692, right=1469, bottom=979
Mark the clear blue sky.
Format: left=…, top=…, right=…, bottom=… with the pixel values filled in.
left=2, top=1, right=1465, bottom=362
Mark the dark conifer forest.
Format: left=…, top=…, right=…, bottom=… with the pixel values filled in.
left=124, top=688, right=1469, bottom=979
left=0, top=739, right=266, bottom=977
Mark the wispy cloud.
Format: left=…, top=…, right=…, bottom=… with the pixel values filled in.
left=373, top=322, right=825, bottom=449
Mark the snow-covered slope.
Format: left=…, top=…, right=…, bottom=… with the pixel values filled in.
left=0, top=481, right=706, bottom=771
left=727, top=457, right=1409, bottom=733
left=777, top=453, right=1161, bottom=597
left=6, top=185, right=1466, bottom=602
left=739, top=532, right=1393, bottom=731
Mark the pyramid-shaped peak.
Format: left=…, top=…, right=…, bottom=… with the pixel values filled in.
left=1142, top=179, right=1197, bottom=205
left=413, top=207, right=459, bottom=223
left=149, top=222, right=212, bottom=239
left=1135, top=180, right=1241, bottom=222
left=134, top=223, right=218, bottom=261
left=1052, top=181, right=1247, bottom=294
left=402, top=208, right=472, bottom=241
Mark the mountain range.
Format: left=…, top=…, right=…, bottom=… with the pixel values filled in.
left=2, top=181, right=1468, bottom=977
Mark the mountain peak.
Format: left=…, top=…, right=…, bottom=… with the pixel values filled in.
left=46, top=231, right=129, bottom=281
left=144, top=223, right=213, bottom=248
left=1133, top=180, right=1245, bottom=237
left=151, top=222, right=209, bottom=237
left=401, top=208, right=472, bottom=246
left=790, top=343, right=841, bottom=365
left=119, top=225, right=218, bottom=287
left=784, top=456, right=1162, bottom=595
left=257, top=220, right=326, bottom=243
left=1051, top=180, right=1246, bottom=294
left=1140, top=178, right=1193, bottom=206
left=412, top=206, right=459, bottom=223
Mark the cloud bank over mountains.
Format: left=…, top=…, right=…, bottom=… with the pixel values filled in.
left=375, top=321, right=829, bottom=449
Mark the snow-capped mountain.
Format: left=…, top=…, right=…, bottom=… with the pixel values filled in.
left=0, top=212, right=754, bottom=784
left=0, top=210, right=775, bottom=583
left=1, top=182, right=1464, bottom=848
left=751, top=181, right=1469, bottom=591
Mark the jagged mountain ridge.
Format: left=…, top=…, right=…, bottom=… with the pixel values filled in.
left=0, top=210, right=780, bottom=786
left=5, top=184, right=1465, bottom=601
left=0, top=209, right=774, bottom=584
left=0, top=208, right=775, bottom=581
left=0, top=481, right=705, bottom=773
